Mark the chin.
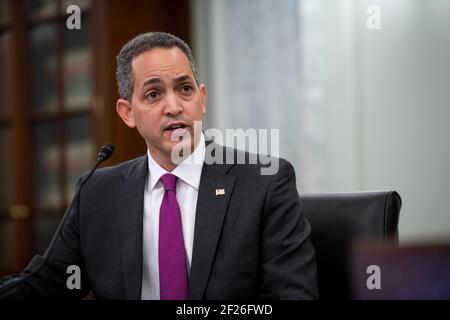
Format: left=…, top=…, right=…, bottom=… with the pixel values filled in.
left=168, top=139, right=195, bottom=158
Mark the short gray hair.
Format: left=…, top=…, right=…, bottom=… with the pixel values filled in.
left=116, top=32, right=199, bottom=101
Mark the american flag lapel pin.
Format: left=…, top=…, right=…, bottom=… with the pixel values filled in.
left=215, top=188, right=225, bottom=196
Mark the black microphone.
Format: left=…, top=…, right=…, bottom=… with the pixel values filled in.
left=77, top=143, right=115, bottom=188
left=97, top=143, right=115, bottom=162
left=0, top=143, right=115, bottom=298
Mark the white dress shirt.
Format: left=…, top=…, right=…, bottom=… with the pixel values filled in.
left=141, top=133, right=205, bottom=300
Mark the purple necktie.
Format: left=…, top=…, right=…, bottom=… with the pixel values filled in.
left=159, top=173, right=189, bottom=300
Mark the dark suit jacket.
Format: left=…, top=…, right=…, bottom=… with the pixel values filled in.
left=0, top=142, right=318, bottom=299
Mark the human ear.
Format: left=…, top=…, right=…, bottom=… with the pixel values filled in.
left=199, top=84, right=207, bottom=115
left=116, top=99, right=136, bottom=128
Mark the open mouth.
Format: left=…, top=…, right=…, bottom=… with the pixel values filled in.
left=165, top=123, right=188, bottom=131
left=164, top=122, right=191, bottom=139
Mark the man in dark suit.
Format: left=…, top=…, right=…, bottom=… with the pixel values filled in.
left=0, top=32, right=317, bottom=300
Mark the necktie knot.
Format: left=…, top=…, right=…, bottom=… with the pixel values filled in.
left=160, top=173, right=177, bottom=192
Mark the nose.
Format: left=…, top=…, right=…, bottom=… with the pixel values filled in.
left=163, top=91, right=182, bottom=116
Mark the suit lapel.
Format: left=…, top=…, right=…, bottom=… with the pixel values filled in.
left=116, top=156, right=148, bottom=299
left=189, top=161, right=236, bottom=299
left=114, top=140, right=236, bottom=300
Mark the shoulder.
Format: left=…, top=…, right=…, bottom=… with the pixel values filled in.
left=81, top=155, right=147, bottom=186
left=207, top=142, right=295, bottom=181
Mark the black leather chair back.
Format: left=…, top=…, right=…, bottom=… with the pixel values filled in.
left=302, top=191, right=402, bottom=299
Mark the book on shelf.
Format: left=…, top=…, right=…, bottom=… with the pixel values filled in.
left=35, top=144, right=60, bottom=209
left=61, top=0, right=91, bottom=12
left=64, top=47, right=92, bottom=110
left=65, top=139, right=95, bottom=199
left=30, top=0, right=57, bottom=19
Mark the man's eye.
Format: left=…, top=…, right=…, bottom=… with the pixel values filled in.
left=146, top=91, right=160, bottom=101
left=180, top=85, right=193, bottom=95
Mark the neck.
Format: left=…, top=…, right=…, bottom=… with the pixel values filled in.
left=149, top=134, right=202, bottom=172
left=149, top=150, right=178, bottom=172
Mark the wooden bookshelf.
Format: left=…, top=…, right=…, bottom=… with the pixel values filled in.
left=0, top=0, right=192, bottom=277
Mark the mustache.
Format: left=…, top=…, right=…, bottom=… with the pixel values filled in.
left=160, top=117, right=194, bottom=130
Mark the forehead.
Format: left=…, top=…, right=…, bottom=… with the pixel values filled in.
left=131, top=47, right=194, bottom=85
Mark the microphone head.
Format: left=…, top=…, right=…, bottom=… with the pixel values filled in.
left=97, top=143, right=115, bottom=162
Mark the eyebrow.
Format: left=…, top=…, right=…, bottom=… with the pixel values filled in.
left=141, top=74, right=194, bottom=90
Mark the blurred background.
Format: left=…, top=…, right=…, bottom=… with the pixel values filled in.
left=0, top=0, right=449, bottom=277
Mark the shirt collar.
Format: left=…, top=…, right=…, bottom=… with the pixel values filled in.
left=147, top=132, right=205, bottom=192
